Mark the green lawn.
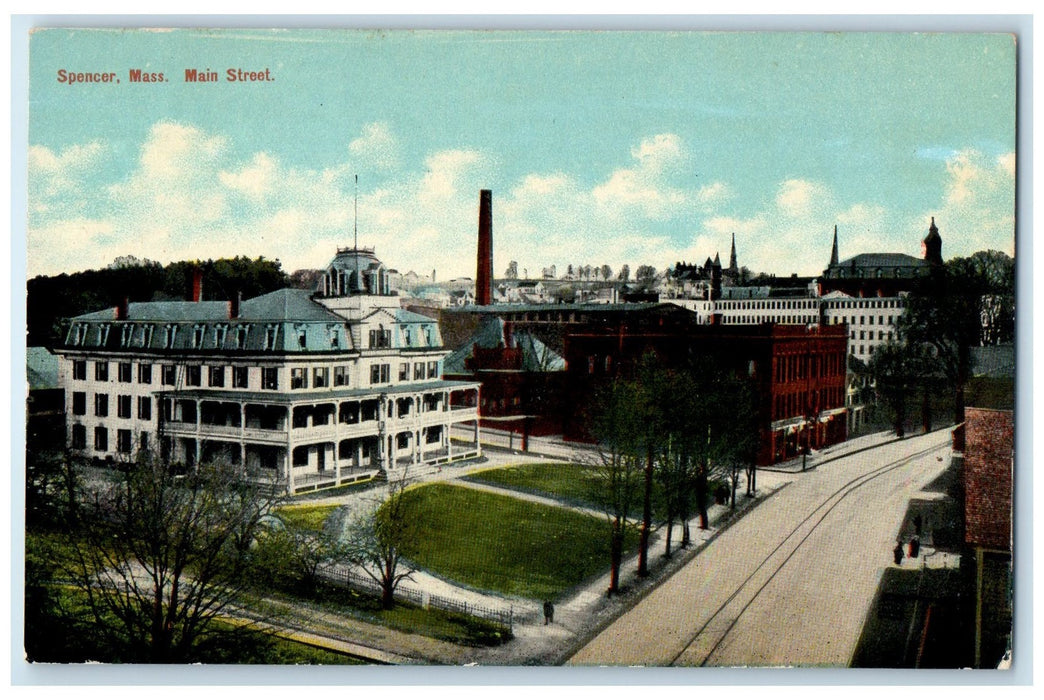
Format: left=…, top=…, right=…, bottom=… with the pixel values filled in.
left=463, top=462, right=669, bottom=519
left=394, top=482, right=638, bottom=600
left=275, top=504, right=342, bottom=532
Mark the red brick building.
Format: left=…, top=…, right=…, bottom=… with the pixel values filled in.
left=562, top=317, right=849, bottom=465
left=963, top=407, right=1014, bottom=667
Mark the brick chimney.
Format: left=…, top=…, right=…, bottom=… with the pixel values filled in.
left=476, top=189, right=493, bottom=306
left=116, top=297, right=129, bottom=320
left=191, top=267, right=203, bottom=302
left=229, top=291, right=242, bottom=319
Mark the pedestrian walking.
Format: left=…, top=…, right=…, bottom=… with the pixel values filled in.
left=893, top=542, right=904, bottom=565
left=543, top=600, right=555, bottom=625
left=908, top=536, right=920, bottom=558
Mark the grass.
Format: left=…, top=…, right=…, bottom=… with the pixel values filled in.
left=463, top=462, right=674, bottom=520
left=243, top=582, right=511, bottom=648
left=394, top=482, right=639, bottom=600
left=274, top=504, right=342, bottom=532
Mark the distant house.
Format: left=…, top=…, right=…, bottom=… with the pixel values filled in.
left=26, top=347, right=64, bottom=453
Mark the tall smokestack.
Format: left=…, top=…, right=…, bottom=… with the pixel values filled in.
left=191, top=267, right=203, bottom=302
left=476, top=189, right=493, bottom=306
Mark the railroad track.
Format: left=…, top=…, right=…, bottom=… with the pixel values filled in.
left=669, top=438, right=950, bottom=667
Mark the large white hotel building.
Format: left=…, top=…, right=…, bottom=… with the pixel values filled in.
left=53, top=247, right=482, bottom=494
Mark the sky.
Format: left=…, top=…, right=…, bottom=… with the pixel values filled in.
left=26, top=28, right=1017, bottom=282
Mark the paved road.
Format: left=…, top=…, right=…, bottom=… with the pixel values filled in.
left=568, top=430, right=952, bottom=667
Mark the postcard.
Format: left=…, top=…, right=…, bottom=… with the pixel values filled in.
left=21, top=24, right=1017, bottom=675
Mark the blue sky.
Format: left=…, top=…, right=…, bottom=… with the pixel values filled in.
left=27, top=29, right=1016, bottom=281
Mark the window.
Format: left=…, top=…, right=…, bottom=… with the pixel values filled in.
left=139, top=432, right=149, bottom=453
left=164, top=324, right=178, bottom=349
left=264, top=325, right=277, bottom=351
left=262, top=367, right=279, bottom=390
left=94, top=426, right=108, bottom=452
left=233, top=366, right=249, bottom=388
left=214, top=324, right=227, bottom=347
left=72, top=392, right=86, bottom=415
left=71, top=424, right=86, bottom=449
left=73, top=360, right=87, bottom=380
left=427, top=361, right=438, bottom=379
left=138, top=363, right=152, bottom=384
left=99, top=324, right=111, bottom=346
left=414, top=362, right=424, bottom=381
left=117, top=429, right=132, bottom=454
left=94, top=393, right=108, bottom=417
left=72, top=324, right=87, bottom=345
left=117, top=395, right=132, bottom=419
left=334, top=366, right=349, bottom=387
left=399, top=363, right=409, bottom=381
left=291, top=368, right=308, bottom=389
left=141, top=324, right=154, bottom=347
left=368, top=327, right=391, bottom=348
left=185, top=366, right=202, bottom=387
left=121, top=324, right=135, bottom=346
left=236, top=326, right=249, bottom=350
left=162, top=365, right=177, bottom=386
left=118, top=362, right=132, bottom=382
left=370, top=364, right=390, bottom=384
left=192, top=325, right=205, bottom=349
left=403, top=328, right=411, bottom=347
left=313, top=367, right=329, bottom=388
left=209, top=365, right=225, bottom=387
left=138, top=396, right=152, bottom=420
left=95, top=361, right=109, bottom=381
left=329, top=326, right=340, bottom=349
left=297, top=326, right=307, bottom=349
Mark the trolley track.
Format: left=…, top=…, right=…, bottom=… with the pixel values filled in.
left=668, top=438, right=950, bottom=666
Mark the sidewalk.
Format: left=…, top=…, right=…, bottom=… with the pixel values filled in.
left=278, top=460, right=792, bottom=665
left=759, top=428, right=907, bottom=473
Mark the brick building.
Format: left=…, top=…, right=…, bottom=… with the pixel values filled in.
left=963, top=407, right=1014, bottom=667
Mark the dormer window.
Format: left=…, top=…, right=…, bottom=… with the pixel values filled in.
left=214, top=324, right=227, bottom=347
left=263, top=325, right=277, bottom=351
left=141, top=324, right=154, bottom=347
left=236, top=325, right=249, bottom=350
left=72, top=323, right=87, bottom=345
left=403, top=328, right=411, bottom=347
left=192, top=325, right=205, bottom=349
left=120, top=324, right=135, bottom=347
left=99, top=323, right=111, bottom=346
left=164, top=324, right=178, bottom=349
left=329, top=325, right=340, bottom=349
left=297, top=325, right=307, bottom=349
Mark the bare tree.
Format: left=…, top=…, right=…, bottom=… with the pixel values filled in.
left=588, top=379, right=645, bottom=596
left=343, top=470, right=419, bottom=609
left=59, top=456, right=279, bottom=662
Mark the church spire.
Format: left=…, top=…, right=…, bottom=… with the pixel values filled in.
left=829, top=224, right=839, bottom=267
left=728, top=232, right=738, bottom=272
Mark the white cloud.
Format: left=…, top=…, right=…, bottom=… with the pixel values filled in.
left=26, top=123, right=1015, bottom=286
left=927, top=148, right=1015, bottom=256
left=348, top=122, right=400, bottom=171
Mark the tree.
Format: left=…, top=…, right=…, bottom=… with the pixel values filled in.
left=56, top=456, right=279, bottom=662
left=343, top=471, right=419, bottom=609
left=25, top=449, right=82, bottom=532
left=635, top=264, right=658, bottom=287
left=898, top=251, right=1015, bottom=447
left=504, top=260, right=519, bottom=279
left=588, top=379, right=645, bottom=596
left=618, top=264, right=631, bottom=283
left=600, top=264, right=612, bottom=281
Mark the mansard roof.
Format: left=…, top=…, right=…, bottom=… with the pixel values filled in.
left=832, top=252, right=927, bottom=270
left=239, top=289, right=345, bottom=322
